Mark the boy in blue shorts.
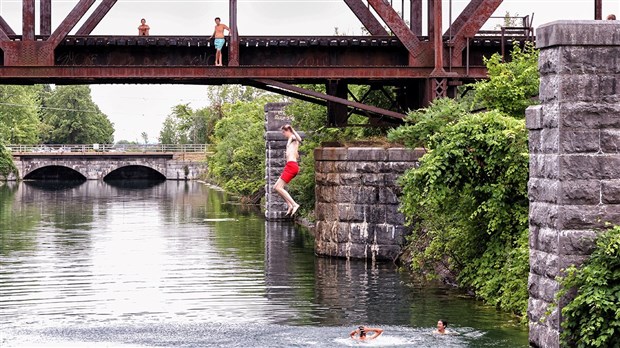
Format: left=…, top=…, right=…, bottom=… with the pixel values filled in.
left=209, top=17, right=229, bottom=66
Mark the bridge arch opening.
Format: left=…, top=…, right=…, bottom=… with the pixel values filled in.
left=24, top=166, right=87, bottom=181
left=104, top=165, right=166, bottom=181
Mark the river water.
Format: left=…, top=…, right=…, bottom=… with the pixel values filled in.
left=0, top=181, right=528, bottom=347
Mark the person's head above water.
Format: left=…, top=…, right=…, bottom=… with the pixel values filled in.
left=358, top=326, right=366, bottom=338
left=436, top=319, right=448, bottom=333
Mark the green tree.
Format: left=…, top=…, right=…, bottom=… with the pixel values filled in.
left=208, top=94, right=280, bottom=196
left=558, top=227, right=620, bottom=348
left=41, top=85, right=114, bottom=144
left=0, top=85, right=41, bottom=144
left=0, top=143, right=17, bottom=180
left=471, top=42, right=539, bottom=118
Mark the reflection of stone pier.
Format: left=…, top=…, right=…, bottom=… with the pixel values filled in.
left=263, top=220, right=412, bottom=325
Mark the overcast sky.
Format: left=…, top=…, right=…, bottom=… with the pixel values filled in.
left=1, top=0, right=619, bottom=142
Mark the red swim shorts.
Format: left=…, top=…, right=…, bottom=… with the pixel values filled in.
left=280, top=161, right=299, bottom=183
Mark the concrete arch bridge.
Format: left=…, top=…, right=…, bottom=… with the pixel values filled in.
left=9, top=144, right=208, bottom=181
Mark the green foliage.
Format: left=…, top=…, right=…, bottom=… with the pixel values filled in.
left=0, top=143, right=17, bottom=179
left=41, top=85, right=114, bottom=144
left=208, top=93, right=279, bottom=196
left=388, top=98, right=469, bottom=149
left=472, top=42, right=539, bottom=118
left=558, top=227, right=620, bottom=348
left=396, top=111, right=530, bottom=315
left=0, top=85, right=41, bottom=144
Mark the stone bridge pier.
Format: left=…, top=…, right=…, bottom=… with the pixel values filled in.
left=527, top=20, right=620, bottom=347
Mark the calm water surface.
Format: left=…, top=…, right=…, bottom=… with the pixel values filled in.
left=0, top=181, right=528, bottom=347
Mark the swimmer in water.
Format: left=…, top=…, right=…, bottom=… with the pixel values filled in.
left=350, top=326, right=383, bottom=341
left=433, top=319, right=449, bottom=334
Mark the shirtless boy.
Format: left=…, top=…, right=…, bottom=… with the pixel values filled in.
left=208, top=17, right=230, bottom=66
left=350, top=326, right=384, bottom=341
left=273, top=124, right=301, bottom=217
left=138, top=18, right=150, bottom=36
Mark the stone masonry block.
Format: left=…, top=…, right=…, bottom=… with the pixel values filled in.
left=379, top=187, right=399, bottom=204
left=531, top=227, right=559, bottom=254
left=529, top=130, right=542, bottom=154
left=529, top=202, right=559, bottom=228
left=361, top=173, right=386, bottom=186
left=540, top=128, right=560, bottom=153
left=387, top=148, right=425, bottom=162
left=600, top=74, right=620, bottom=103
left=528, top=178, right=559, bottom=204
left=560, top=155, right=620, bottom=180
left=560, top=180, right=601, bottom=205
left=346, top=147, right=388, bottom=161
left=347, top=162, right=379, bottom=173
left=600, top=130, right=620, bottom=154
left=561, top=102, right=620, bottom=129
left=559, top=230, right=599, bottom=256
left=350, top=186, right=378, bottom=205
left=374, top=224, right=407, bottom=245
left=560, top=46, right=620, bottom=75
left=560, top=205, right=604, bottom=230
left=557, top=74, right=600, bottom=102
left=602, top=180, right=620, bottom=203
left=528, top=272, right=559, bottom=303
left=537, top=20, right=620, bottom=48
left=530, top=154, right=559, bottom=179
left=526, top=105, right=543, bottom=130
left=530, top=249, right=559, bottom=279
left=350, top=222, right=373, bottom=243
left=314, top=147, right=348, bottom=161
left=386, top=206, right=406, bottom=225
left=339, top=173, right=363, bottom=186
left=560, top=130, right=599, bottom=154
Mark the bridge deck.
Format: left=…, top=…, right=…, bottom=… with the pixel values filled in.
left=0, top=34, right=530, bottom=84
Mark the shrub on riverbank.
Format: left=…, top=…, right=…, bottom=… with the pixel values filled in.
left=388, top=43, right=538, bottom=318
left=558, top=227, right=620, bottom=347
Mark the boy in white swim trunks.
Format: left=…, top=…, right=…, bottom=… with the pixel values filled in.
left=209, top=17, right=229, bottom=66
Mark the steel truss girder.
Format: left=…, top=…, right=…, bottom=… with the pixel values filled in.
left=76, top=0, right=118, bottom=35
left=344, top=0, right=389, bottom=36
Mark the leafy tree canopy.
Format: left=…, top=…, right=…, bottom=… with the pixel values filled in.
left=41, top=85, right=114, bottom=144
left=0, top=85, right=41, bottom=144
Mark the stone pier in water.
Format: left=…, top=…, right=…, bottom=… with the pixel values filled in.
left=314, top=147, right=423, bottom=261
left=527, top=20, right=620, bottom=347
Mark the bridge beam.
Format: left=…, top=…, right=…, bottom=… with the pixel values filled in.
left=0, top=15, right=16, bottom=37
left=40, top=0, right=52, bottom=36
left=367, top=0, right=428, bottom=66
left=22, top=0, right=35, bottom=41
left=449, top=0, right=503, bottom=67
left=410, top=0, right=422, bottom=35
left=228, top=0, right=239, bottom=66
left=48, top=0, right=96, bottom=48
left=254, top=79, right=406, bottom=120
left=343, top=0, right=389, bottom=36
left=76, top=0, right=118, bottom=35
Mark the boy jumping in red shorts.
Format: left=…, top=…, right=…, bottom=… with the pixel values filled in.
left=274, top=124, right=301, bottom=216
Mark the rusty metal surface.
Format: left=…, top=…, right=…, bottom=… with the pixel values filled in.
left=0, top=65, right=488, bottom=83
left=228, top=0, right=239, bottom=66
left=411, top=0, right=422, bottom=35
left=0, top=15, right=16, bottom=37
left=76, top=0, right=118, bottom=35
left=22, top=0, right=36, bottom=41
left=255, top=79, right=406, bottom=120
left=48, top=0, right=96, bottom=48
left=367, top=0, right=427, bottom=65
left=344, top=0, right=389, bottom=36
left=40, top=0, right=52, bottom=36
left=449, top=0, right=503, bottom=66
left=445, top=0, right=483, bottom=36
left=431, top=0, right=446, bottom=76
left=595, top=0, right=602, bottom=20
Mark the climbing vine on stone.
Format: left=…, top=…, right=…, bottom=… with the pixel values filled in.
left=557, top=226, right=620, bottom=348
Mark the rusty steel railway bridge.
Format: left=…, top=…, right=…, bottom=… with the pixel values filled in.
left=0, top=0, right=539, bottom=125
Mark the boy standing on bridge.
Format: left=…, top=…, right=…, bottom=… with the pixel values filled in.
left=274, top=124, right=301, bottom=217
left=208, top=17, right=230, bottom=66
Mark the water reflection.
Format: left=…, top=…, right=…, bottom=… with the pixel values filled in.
left=0, top=181, right=528, bottom=347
